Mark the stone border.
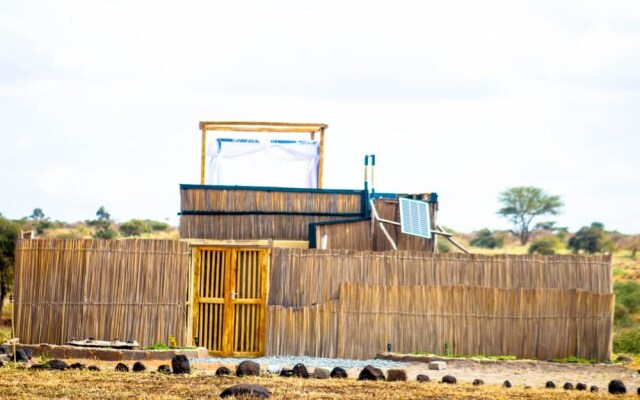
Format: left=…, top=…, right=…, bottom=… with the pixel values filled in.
left=11, top=344, right=209, bottom=362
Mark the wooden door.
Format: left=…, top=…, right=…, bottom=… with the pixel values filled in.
left=193, top=247, right=269, bottom=356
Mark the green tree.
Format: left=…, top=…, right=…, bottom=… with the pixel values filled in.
left=30, top=208, right=45, bottom=220
left=497, top=187, right=563, bottom=245
left=96, top=206, right=111, bottom=221
left=0, top=216, right=20, bottom=319
left=568, top=222, right=613, bottom=254
left=120, top=219, right=150, bottom=237
left=469, top=229, right=503, bottom=249
left=93, top=207, right=117, bottom=239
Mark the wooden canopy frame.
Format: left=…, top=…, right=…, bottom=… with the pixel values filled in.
left=199, top=121, right=329, bottom=188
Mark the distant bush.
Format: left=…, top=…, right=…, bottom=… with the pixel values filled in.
left=93, top=223, right=118, bottom=239
left=470, top=229, right=503, bottom=249
left=568, top=222, right=614, bottom=254
left=437, top=240, right=451, bottom=253
left=119, top=219, right=169, bottom=237
left=614, top=281, right=640, bottom=315
left=613, top=328, right=640, bottom=354
left=528, top=236, right=564, bottom=255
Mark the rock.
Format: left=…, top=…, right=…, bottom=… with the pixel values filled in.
left=330, top=367, right=347, bottom=379
left=637, top=387, right=640, bottom=395
left=69, top=362, right=86, bottom=370
left=267, top=365, right=281, bottom=374
left=386, top=369, right=407, bottom=382
left=503, top=380, right=512, bottom=388
left=115, top=363, right=129, bottom=372
left=171, top=354, right=190, bottom=374
left=590, top=385, right=598, bottom=393
left=236, top=360, right=260, bottom=377
left=472, top=379, right=484, bottom=386
left=0, top=361, right=4, bottom=368
left=608, top=379, right=626, bottom=395
left=158, top=365, right=171, bottom=374
left=292, top=363, right=309, bottom=378
left=88, top=365, right=100, bottom=372
left=215, top=366, right=231, bottom=376
left=220, top=384, right=270, bottom=398
left=416, top=374, right=430, bottom=383
left=279, top=368, right=294, bottom=377
left=132, top=361, right=146, bottom=372
left=576, top=382, right=587, bottom=391
left=30, top=363, right=48, bottom=370
left=358, top=365, right=385, bottom=381
left=48, top=359, right=69, bottom=371
left=615, top=355, right=632, bottom=363
left=428, top=361, right=446, bottom=370
left=545, top=381, right=556, bottom=389
left=22, top=348, right=33, bottom=360
left=524, top=386, right=531, bottom=389
left=0, top=345, right=6, bottom=354
left=11, top=349, right=29, bottom=363
left=563, top=382, right=573, bottom=390
left=313, top=368, right=330, bottom=379
left=441, top=375, right=457, bottom=384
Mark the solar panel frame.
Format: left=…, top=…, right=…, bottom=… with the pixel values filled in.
left=399, top=197, right=432, bottom=239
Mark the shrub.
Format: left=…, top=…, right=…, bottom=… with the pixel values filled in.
left=437, top=240, right=451, bottom=253
left=614, top=281, right=640, bottom=315
left=148, top=220, right=169, bottom=232
left=568, top=222, right=614, bottom=254
left=528, top=236, right=563, bottom=255
left=119, top=220, right=150, bottom=237
left=613, top=328, right=640, bottom=354
left=470, top=229, right=503, bottom=249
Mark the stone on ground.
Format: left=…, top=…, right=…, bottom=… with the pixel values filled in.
left=441, top=375, right=457, bottom=384
left=172, top=354, right=190, bottom=374
left=236, top=360, right=260, bottom=377
left=545, top=381, right=556, bottom=389
left=576, top=382, right=587, bottom=391
left=115, top=363, right=129, bottom=372
left=330, top=367, right=347, bottom=379
left=472, top=379, right=484, bottom=386
left=292, top=363, right=309, bottom=378
left=503, top=380, right=512, bottom=388
left=158, top=365, right=171, bottom=374
left=313, top=367, right=330, bottom=379
left=416, top=374, right=430, bottom=383
left=428, top=361, right=446, bottom=370
left=563, top=382, right=574, bottom=390
left=215, top=366, right=231, bottom=376
left=608, top=379, right=626, bottom=395
left=386, top=369, right=407, bottom=382
left=220, top=384, right=270, bottom=398
left=358, top=365, right=385, bottom=381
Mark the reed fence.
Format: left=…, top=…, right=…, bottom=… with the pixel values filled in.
left=13, top=239, right=190, bottom=347
left=266, top=283, right=614, bottom=361
left=269, top=249, right=612, bottom=307
left=180, top=185, right=366, bottom=241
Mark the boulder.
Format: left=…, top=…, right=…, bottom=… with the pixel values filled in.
left=11, top=349, right=29, bottom=363
left=69, top=362, right=86, bottom=370
left=279, top=368, right=294, bottom=377
left=115, top=363, right=129, bottom=372
left=330, top=367, right=348, bottom=379
left=386, top=369, right=407, bottom=382
left=48, top=359, right=70, bottom=371
left=88, top=365, right=100, bottom=372
left=215, top=366, right=231, bottom=376
left=220, top=384, right=270, bottom=398
left=0, top=360, right=4, bottom=368
left=22, top=348, right=34, bottom=360
left=132, top=361, right=146, bottom=372
left=545, top=381, right=556, bottom=389
left=267, top=365, right=281, bottom=374
left=313, top=368, right=330, bottom=379
left=637, top=387, right=640, bottom=395
left=428, top=361, right=446, bottom=370
left=157, top=365, right=171, bottom=374
left=590, top=385, right=598, bottom=393
left=292, top=363, right=309, bottom=378
left=608, top=379, right=626, bottom=395
left=416, top=374, right=430, bottom=383
left=472, top=379, right=484, bottom=386
left=576, top=382, right=587, bottom=391
left=358, top=365, right=385, bottom=381
left=30, top=363, right=48, bottom=370
left=563, top=382, right=573, bottom=390
left=503, top=380, right=512, bottom=388
left=441, top=375, right=457, bottom=384
left=615, top=355, right=632, bottom=363
left=236, top=360, right=260, bottom=377
left=171, top=354, right=190, bottom=374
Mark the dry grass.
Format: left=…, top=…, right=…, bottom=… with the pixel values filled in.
left=0, top=367, right=610, bottom=399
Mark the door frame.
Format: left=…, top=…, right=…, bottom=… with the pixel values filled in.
left=190, top=245, right=270, bottom=357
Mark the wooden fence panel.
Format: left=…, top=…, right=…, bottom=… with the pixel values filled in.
left=266, top=283, right=613, bottom=362
left=14, top=239, right=190, bottom=347
left=269, top=249, right=612, bottom=306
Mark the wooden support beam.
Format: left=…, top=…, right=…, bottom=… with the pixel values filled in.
left=200, top=127, right=206, bottom=184
left=436, top=224, right=470, bottom=254
left=318, top=127, right=325, bottom=188
left=370, top=200, right=397, bottom=250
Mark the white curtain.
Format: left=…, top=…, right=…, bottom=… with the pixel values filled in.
left=206, top=138, right=319, bottom=188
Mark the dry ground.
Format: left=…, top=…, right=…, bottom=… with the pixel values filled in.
left=1, top=358, right=639, bottom=399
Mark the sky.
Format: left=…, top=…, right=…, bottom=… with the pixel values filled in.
left=1, top=1, right=639, bottom=233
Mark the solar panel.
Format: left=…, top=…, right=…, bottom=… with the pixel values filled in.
left=399, top=197, right=432, bottom=239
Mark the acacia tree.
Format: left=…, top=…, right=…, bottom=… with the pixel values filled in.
left=497, top=186, right=563, bottom=245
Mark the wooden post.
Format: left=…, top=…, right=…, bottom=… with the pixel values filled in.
left=200, top=127, right=207, bottom=184
left=318, top=127, right=325, bottom=188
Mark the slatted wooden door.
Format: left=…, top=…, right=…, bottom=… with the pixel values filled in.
left=193, top=247, right=269, bottom=356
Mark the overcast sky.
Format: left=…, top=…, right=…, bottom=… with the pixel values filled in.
left=1, top=1, right=639, bottom=233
